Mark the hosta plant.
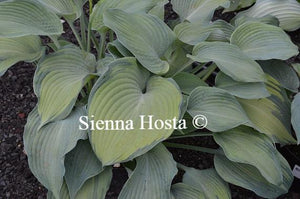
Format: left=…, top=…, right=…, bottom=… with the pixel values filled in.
left=1, top=0, right=300, bottom=198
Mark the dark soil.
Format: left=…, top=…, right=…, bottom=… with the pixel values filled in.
left=1, top=3, right=300, bottom=199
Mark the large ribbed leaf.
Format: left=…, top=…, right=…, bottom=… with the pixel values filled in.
left=238, top=76, right=297, bottom=144
left=47, top=182, right=70, bottom=199
left=164, top=41, right=193, bottom=77
left=171, top=0, right=230, bottom=23
left=215, top=72, right=270, bottom=99
left=214, top=153, right=293, bottom=198
left=237, top=0, right=300, bottom=31
left=171, top=183, right=205, bottom=199
left=119, top=144, right=177, bottom=199
left=175, top=20, right=234, bottom=45
left=182, top=167, right=231, bottom=199
left=292, top=93, right=300, bottom=144
left=88, top=58, right=182, bottom=166
left=187, top=86, right=251, bottom=132
left=224, top=0, right=256, bottom=12
left=260, top=60, right=299, bottom=93
left=24, top=106, right=88, bottom=199
left=47, top=168, right=112, bottom=199
left=188, top=42, right=265, bottom=83
left=0, top=0, right=63, bottom=37
left=91, top=0, right=167, bottom=32
left=34, top=0, right=85, bottom=20
left=292, top=63, right=300, bottom=76
left=34, top=46, right=96, bottom=126
left=230, top=21, right=298, bottom=60
left=233, top=15, right=280, bottom=27
left=0, top=36, right=44, bottom=76
left=65, top=140, right=103, bottom=199
left=173, top=72, right=207, bottom=94
left=103, top=9, right=175, bottom=75
left=214, top=126, right=282, bottom=185
left=74, top=167, right=112, bottom=199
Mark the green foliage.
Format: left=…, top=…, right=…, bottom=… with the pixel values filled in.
left=0, top=0, right=299, bottom=198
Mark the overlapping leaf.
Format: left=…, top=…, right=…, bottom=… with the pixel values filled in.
left=119, top=144, right=177, bottom=199
left=171, top=0, right=230, bottom=23
left=188, top=42, right=266, bottom=82
left=47, top=168, right=112, bottom=199
left=187, top=86, right=251, bottom=132
left=0, top=36, right=44, bottom=76
left=74, top=167, right=112, bottom=199
left=215, top=72, right=270, bottom=99
left=214, top=153, right=293, bottom=198
left=238, top=76, right=297, bottom=144
left=237, top=0, right=300, bottom=31
left=24, top=106, right=88, bottom=199
left=214, top=126, right=282, bottom=185
left=292, top=93, right=300, bottom=144
left=34, top=0, right=86, bottom=21
left=182, top=167, right=231, bottom=199
left=292, top=63, right=300, bottom=76
left=0, top=0, right=63, bottom=37
left=173, top=72, right=207, bottom=94
left=91, top=0, right=167, bottom=32
left=260, top=60, right=299, bottom=93
left=171, top=183, right=205, bottom=199
left=231, top=21, right=298, bottom=60
left=34, top=46, right=96, bottom=126
left=103, top=9, right=175, bottom=75
left=175, top=20, right=234, bottom=45
left=65, top=140, right=103, bottom=199
left=88, top=58, right=182, bottom=166
left=224, top=0, right=256, bottom=12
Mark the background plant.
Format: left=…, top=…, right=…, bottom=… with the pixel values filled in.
left=0, top=0, right=300, bottom=198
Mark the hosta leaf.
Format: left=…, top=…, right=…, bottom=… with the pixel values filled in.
left=215, top=72, right=270, bottom=99
left=0, top=0, right=63, bottom=37
left=230, top=21, right=298, bottom=60
left=34, top=0, right=86, bottom=21
left=24, top=106, right=88, bottom=199
left=173, top=72, right=207, bottom=94
left=187, top=86, right=251, bottom=132
left=0, top=36, right=44, bottom=76
left=214, top=153, right=293, bottom=198
left=237, top=0, right=300, bottom=31
left=75, top=167, right=112, bottom=199
left=65, top=140, right=103, bottom=199
left=182, top=167, right=231, bottom=199
left=260, top=60, right=299, bottom=93
left=224, top=0, right=255, bottom=12
left=88, top=58, right=182, bottom=166
left=164, top=41, right=193, bottom=77
left=91, top=0, right=166, bottom=32
left=292, top=63, right=300, bottom=76
left=171, top=0, right=230, bottom=23
left=188, top=42, right=265, bottom=83
left=233, top=15, right=280, bottom=27
left=107, top=40, right=133, bottom=58
left=119, top=144, right=177, bottom=199
left=148, top=0, right=168, bottom=20
left=238, top=76, right=297, bottom=144
left=171, top=183, right=205, bottom=199
left=34, top=46, right=96, bottom=126
left=47, top=181, right=70, bottom=199
left=175, top=20, right=234, bottom=45
left=214, top=126, right=282, bottom=185
left=103, top=9, right=175, bottom=75
left=292, top=93, right=300, bottom=144
left=47, top=168, right=112, bottom=199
